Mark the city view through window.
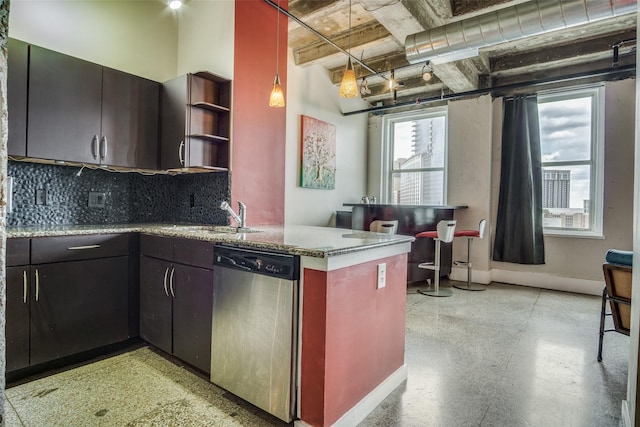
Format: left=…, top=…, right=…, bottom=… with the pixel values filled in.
left=391, top=115, right=446, bottom=205
left=538, top=95, right=594, bottom=230
left=388, top=92, right=596, bottom=230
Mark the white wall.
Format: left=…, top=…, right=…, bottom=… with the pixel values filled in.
left=176, top=0, right=234, bottom=80
left=490, top=79, right=635, bottom=295
left=626, top=10, right=640, bottom=422
left=448, top=95, right=493, bottom=280
left=9, top=0, right=178, bottom=82
left=284, top=58, right=369, bottom=226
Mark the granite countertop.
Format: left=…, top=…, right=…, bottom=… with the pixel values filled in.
left=7, top=223, right=415, bottom=258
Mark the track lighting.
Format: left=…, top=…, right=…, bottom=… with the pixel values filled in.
left=360, top=78, right=371, bottom=96
left=422, top=61, right=433, bottom=82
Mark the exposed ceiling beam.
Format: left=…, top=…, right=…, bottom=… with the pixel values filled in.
left=489, top=55, right=636, bottom=87
left=396, top=0, right=481, bottom=92
left=490, top=30, right=637, bottom=74
left=292, top=21, right=395, bottom=67
left=288, top=0, right=336, bottom=17
left=451, top=0, right=512, bottom=16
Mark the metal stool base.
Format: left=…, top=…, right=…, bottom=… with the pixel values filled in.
left=453, top=282, right=486, bottom=291
left=418, top=287, right=453, bottom=297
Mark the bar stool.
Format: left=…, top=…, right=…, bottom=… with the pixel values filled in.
left=453, top=219, right=488, bottom=291
left=370, top=220, right=398, bottom=234
left=416, top=220, right=457, bottom=297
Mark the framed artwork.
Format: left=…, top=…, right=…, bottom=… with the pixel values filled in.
left=300, top=115, right=336, bottom=190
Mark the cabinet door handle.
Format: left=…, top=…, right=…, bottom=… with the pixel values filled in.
left=169, top=267, right=175, bottom=298
left=100, top=136, right=108, bottom=161
left=179, top=141, right=185, bottom=166
left=163, top=267, right=169, bottom=297
left=35, top=269, right=40, bottom=302
left=22, top=270, right=28, bottom=304
left=68, top=244, right=101, bottom=251
left=92, top=135, right=99, bottom=160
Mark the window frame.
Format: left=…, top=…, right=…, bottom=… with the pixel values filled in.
left=381, top=107, right=449, bottom=205
left=537, top=85, right=605, bottom=238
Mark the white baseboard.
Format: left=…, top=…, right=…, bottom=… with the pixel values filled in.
left=447, top=268, right=602, bottom=296
left=490, top=269, right=602, bottom=296
left=622, top=400, right=631, bottom=427
left=450, top=267, right=491, bottom=284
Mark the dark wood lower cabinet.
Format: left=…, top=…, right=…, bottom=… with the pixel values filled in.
left=139, top=256, right=173, bottom=355
left=139, top=253, right=214, bottom=373
left=6, top=266, right=31, bottom=372
left=172, top=264, right=213, bottom=373
left=30, top=257, right=129, bottom=365
left=6, top=233, right=213, bottom=376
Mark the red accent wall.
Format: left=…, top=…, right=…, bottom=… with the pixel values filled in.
left=300, top=254, right=408, bottom=426
left=233, top=0, right=287, bottom=225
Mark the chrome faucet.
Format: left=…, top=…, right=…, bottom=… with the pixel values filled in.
left=220, top=200, right=247, bottom=230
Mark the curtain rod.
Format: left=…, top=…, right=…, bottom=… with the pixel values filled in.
left=342, top=64, right=636, bottom=116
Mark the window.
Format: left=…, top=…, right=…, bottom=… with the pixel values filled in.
left=538, top=86, right=604, bottom=236
left=382, top=108, right=448, bottom=205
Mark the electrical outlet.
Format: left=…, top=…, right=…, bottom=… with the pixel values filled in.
left=36, top=189, right=47, bottom=205
left=88, top=191, right=106, bottom=208
left=377, top=263, right=386, bottom=289
left=190, top=194, right=195, bottom=208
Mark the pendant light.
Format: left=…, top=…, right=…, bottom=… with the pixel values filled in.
left=269, top=0, right=285, bottom=107
left=339, top=0, right=358, bottom=98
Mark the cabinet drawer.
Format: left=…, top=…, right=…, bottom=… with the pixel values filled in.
left=173, top=238, right=214, bottom=269
left=31, top=234, right=129, bottom=264
left=140, top=234, right=174, bottom=260
left=7, top=238, right=30, bottom=266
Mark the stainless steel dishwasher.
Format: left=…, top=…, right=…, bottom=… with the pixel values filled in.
left=211, top=245, right=299, bottom=422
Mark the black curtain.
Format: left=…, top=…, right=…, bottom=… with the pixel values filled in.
left=493, top=94, right=545, bottom=264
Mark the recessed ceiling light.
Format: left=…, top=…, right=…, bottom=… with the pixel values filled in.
left=169, top=0, right=182, bottom=10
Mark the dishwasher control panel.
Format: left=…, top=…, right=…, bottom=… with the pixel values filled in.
left=214, top=245, right=299, bottom=281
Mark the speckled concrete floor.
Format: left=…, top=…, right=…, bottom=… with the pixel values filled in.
left=4, top=281, right=628, bottom=427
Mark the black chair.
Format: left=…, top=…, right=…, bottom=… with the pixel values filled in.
left=598, top=251, right=632, bottom=362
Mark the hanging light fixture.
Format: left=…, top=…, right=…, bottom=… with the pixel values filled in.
left=269, top=0, right=285, bottom=107
left=339, top=0, right=358, bottom=98
left=422, top=61, right=433, bottom=82
left=168, top=0, right=182, bottom=10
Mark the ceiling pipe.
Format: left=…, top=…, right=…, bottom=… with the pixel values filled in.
left=405, top=0, right=637, bottom=64
left=342, top=63, right=635, bottom=116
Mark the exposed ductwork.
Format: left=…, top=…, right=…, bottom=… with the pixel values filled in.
left=405, top=0, right=637, bottom=64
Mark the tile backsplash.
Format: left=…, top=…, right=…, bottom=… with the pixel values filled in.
left=8, top=161, right=231, bottom=227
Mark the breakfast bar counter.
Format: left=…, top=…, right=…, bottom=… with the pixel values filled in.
left=344, top=203, right=467, bottom=282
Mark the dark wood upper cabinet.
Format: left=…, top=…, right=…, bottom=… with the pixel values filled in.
left=102, top=67, right=159, bottom=169
left=160, top=72, right=230, bottom=170
left=7, top=39, right=28, bottom=157
left=28, top=45, right=103, bottom=164
left=26, top=44, right=160, bottom=169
